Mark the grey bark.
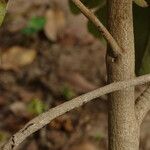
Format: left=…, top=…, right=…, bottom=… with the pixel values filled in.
left=107, top=0, right=140, bottom=150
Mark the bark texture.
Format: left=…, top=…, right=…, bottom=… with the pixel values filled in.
left=107, top=0, right=140, bottom=150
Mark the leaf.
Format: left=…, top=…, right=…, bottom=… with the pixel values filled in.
left=44, top=8, right=66, bottom=41
left=28, top=16, right=46, bottom=30
left=139, top=35, right=150, bottom=74
left=9, top=102, right=26, bottom=116
left=21, top=16, right=46, bottom=35
left=69, top=0, right=105, bottom=14
left=133, top=0, right=149, bottom=7
left=0, top=0, right=8, bottom=26
left=69, top=0, right=150, bottom=75
left=61, top=85, right=76, bottom=100
left=133, top=4, right=150, bottom=74
left=1, top=46, right=37, bottom=69
left=87, top=3, right=150, bottom=75
left=0, top=131, right=9, bottom=142
left=27, top=99, right=47, bottom=115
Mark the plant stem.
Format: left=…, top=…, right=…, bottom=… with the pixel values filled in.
left=107, top=0, right=140, bottom=150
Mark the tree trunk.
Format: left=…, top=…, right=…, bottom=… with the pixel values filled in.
left=107, top=0, right=140, bottom=150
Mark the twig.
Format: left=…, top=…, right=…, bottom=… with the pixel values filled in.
left=136, top=85, right=150, bottom=124
left=71, top=0, right=123, bottom=56
left=2, top=74, right=150, bottom=150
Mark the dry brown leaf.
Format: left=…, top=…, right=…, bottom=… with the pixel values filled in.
left=44, top=8, right=66, bottom=41
left=9, top=102, right=27, bottom=116
left=49, top=115, right=74, bottom=132
left=63, top=118, right=74, bottom=132
left=1, top=46, right=37, bottom=69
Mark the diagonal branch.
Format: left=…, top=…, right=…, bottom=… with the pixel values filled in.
left=71, top=0, right=123, bottom=56
left=2, top=74, right=150, bottom=150
left=136, top=84, right=150, bottom=125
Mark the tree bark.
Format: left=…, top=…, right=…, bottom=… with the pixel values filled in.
left=107, top=0, right=140, bottom=150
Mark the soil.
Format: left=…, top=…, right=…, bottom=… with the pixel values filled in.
left=0, top=0, right=149, bottom=150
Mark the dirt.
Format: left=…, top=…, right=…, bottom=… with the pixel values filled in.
left=0, top=0, right=149, bottom=150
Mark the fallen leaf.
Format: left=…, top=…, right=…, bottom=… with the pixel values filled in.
left=44, top=7, right=66, bottom=41
left=1, top=46, right=37, bottom=69
left=9, top=102, right=27, bottom=116
left=49, top=115, right=74, bottom=132
left=63, top=118, right=74, bottom=132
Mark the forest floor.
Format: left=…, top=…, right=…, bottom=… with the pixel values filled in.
left=0, top=0, right=149, bottom=150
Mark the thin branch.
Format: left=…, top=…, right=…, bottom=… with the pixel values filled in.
left=136, top=84, right=150, bottom=125
left=71, top=0, right=123, bottom=56
left=2, top=74, right=150, bottom=150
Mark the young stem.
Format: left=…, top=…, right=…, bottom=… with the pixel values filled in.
left=107, top=0, right=139, bottom=150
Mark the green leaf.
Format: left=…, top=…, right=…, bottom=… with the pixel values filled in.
left=69, top=0, right=106, bottom=15
left=91, top=132, right=104, bottom=141
left=61, top=85, right=76, bottom=100
left=69, top=0, right=150, bottom=75
left=133, top=0, right=149, bottom=7
left=0, top=131, right=9, bottom=142
left=87, top=5, right=107, bottom=39
left=87, top=4, right=150, bottom=75
left=27, top=99, right=47, bottom=115
left=133, top=4, right=150, bottom=75
left=139, top=35, right=150, bottom=74
left=0, top=0, right=8, bottom=26
left=21, top=16, right=46, bottom=35
left=68, top=0, right=81, bottom=14
left=21, top=27, right=37, bottom=35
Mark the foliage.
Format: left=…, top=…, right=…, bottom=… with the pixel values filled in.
left=69, top=0, right=150, bottom=75
left=61, top=85, right=76, bottom=100
left=21, top=16, right=46, bottom=36
left=0, top=131, right=9, bottom=142
left=0, top=0, right=7, bottom=26
left=27, top=98, right=47, bottom=115
left=134, top=0, right=149, bottom=7
left=133, top=4, right=150, bottom=75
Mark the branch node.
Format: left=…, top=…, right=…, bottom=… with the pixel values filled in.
left=72, top=0, right=123, bottom=56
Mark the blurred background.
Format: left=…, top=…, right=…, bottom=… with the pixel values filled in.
left=0, top=0, right=149, bottom=149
